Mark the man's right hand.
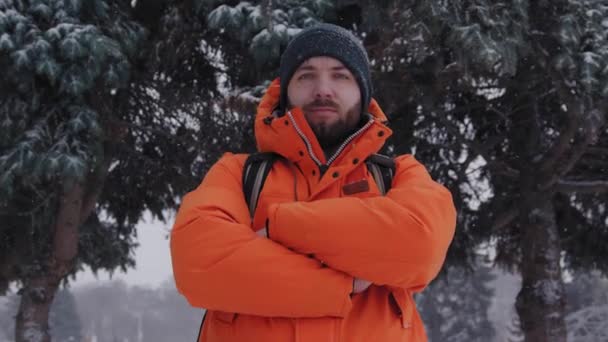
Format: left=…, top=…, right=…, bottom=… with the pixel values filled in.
left=352, top=278, right=372, bottom=294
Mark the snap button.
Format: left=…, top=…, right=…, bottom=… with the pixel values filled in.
left=353, top=158, right=359, bottom=164
left=332, top=172, right=339, bottom=178
left=377, top=131, right=385, bottom=137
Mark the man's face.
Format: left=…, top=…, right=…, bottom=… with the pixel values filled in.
left=287, top=56, right=362, bottom=149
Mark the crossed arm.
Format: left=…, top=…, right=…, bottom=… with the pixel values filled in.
left=267, top=154, right=456, bottom=290
left=170, top=153, right=456, bottom=318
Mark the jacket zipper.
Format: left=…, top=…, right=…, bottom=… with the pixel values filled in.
left=286, top=111, right=374, bottom=176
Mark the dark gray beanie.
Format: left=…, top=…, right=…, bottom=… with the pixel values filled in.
left=279, top=23, right=372, bottom=114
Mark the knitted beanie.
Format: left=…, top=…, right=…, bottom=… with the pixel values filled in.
left=279, top=23, right=372, bottom=114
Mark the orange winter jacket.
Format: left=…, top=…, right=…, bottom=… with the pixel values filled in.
left=171, top=78, right=457, bottom=342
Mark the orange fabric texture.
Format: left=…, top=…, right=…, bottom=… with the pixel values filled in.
left=171, top=78, right=457, bottom=342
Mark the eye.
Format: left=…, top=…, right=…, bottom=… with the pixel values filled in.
left=297, top=73, right=314, bottom=80
left=334, top=73, right=351, bottom=80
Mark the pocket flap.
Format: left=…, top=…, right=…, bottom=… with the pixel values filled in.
left=214, top=310, right=237, bottom=324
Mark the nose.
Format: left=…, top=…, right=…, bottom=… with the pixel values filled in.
left=314, top=77, right=333, bottom=100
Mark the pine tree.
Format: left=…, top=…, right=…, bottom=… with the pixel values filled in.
left=0, top=0, right=147, bottom=340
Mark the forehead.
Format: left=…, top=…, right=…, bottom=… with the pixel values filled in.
left=295, top=56, right=348, bottom=71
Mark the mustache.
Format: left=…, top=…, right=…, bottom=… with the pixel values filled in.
left=302, top=99, right=339, bottom=111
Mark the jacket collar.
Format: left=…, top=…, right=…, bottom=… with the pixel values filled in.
left=254, top=78, right=392, bottom=169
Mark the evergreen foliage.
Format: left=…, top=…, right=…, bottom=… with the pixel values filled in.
left=0, top=0, right=146, bottom=293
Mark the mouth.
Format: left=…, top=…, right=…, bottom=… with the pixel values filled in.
left=309, top=106, right=338, bottom=114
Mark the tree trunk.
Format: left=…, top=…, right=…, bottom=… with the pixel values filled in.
left=515, top=195, right=567, bottom=342
left=15, top=278, right=59, bottom=342
left=15, top=183, right=84, bottom=342
left=13, top=96, right=119, bottom=341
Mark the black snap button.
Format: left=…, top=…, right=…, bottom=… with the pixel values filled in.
left=353, top=158, right=359, bottom=164
left=312, top=170, right=316, bottom=176
left=332, top=172, right=339, bottom=178
left=377, top=131, right=385, bottom=137
left=284, top=120, right=289, bottom=126
left=299, top=150, right=304, bottom=156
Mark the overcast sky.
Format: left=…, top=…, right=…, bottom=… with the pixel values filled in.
left=73, top=212, right=174, bottom=288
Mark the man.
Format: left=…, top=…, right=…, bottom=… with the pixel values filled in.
left=171, top=23, right=456, bottom=342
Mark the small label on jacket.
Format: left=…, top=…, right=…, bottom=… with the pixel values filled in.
left=342, top=179, right=370, bottom=195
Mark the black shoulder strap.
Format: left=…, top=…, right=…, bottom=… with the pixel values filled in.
left=365, top=153, right=396, bottom=195
left=243, top=152, right=394, bottom=219
left=242, top=152, right=282, bottom=219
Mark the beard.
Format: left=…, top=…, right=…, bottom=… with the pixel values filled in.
left=300, top=99, right=362, bottom=150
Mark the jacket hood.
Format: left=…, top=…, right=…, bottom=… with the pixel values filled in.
left=254, top=78, right=391, bottom=166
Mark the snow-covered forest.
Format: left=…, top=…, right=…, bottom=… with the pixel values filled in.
left=1, top=0, right=607, bottom=341
left=1, top=270, right=607, bottom=341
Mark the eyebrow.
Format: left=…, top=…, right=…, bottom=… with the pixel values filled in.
left=295, top=65, right=348, bottom=72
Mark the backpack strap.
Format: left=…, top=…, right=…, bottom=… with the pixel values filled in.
left=365, top=153, right=396, bottom=195
left=243, top=152, right=395, bottom=219
left=242, top=152, right=282, bottom=219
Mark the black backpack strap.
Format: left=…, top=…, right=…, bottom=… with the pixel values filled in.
left=242, top=152, right=282, bottom=219
left=365, top=153, right=396, bottom=195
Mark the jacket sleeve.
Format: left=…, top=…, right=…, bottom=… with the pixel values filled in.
left=170, top=153, right=353, bottom=318
left=267, top=154, right=456, bottom=290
